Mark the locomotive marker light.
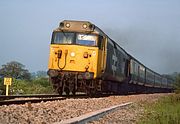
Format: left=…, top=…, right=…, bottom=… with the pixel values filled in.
left=59, top=22, right=64, bottom=28
left=70, top=52, right=75, bottom=57
left=92, top=51, right=96, bottom=56
left=83, top=52, right=89, bottom=58
left=4, top=77, right=12, bottom=96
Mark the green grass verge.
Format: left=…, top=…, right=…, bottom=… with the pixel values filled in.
left=138, top=94, right=180, bottom=124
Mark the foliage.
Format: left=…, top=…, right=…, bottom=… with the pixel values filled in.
left=175, top=73, right=180, bottom=93
left=163, top=72, right=178, bottom=80
left=0, top=78, right=54, bottom=95
left=138, top=94, right=180, bottom=124
left=31, top=71, right=47, bottom=79
left=0, top=61, right=53, bottom=94
left=32, top=77, right=50, bottom=87
left=2, top=77, right=54, bottom=95
left=0, top=78, right=5, bottom=95
left=0, top=61, right=31, bottom=80
left=36, top=71, right=47, bottom=78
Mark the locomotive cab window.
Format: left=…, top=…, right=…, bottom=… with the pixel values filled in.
left=76, top=33, right=97, bottom=46
left=51, top=32, right=75, bottom=44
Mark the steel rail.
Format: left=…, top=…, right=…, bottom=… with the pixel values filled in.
left=0, top=94, right=61, bottom=100
left=0, top=97, right=66, bottom=106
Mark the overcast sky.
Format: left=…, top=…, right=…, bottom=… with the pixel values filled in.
left=0, top=0, right=180, bottom=74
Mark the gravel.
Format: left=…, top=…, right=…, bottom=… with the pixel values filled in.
left=88, top=103, right=144, bottom=124
left=0, top=93, right=171, bottom=124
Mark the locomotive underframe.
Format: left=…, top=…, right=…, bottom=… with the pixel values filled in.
left=48, top=69, right=172, bottom=95
left=48, top=69, right=102, bottom=95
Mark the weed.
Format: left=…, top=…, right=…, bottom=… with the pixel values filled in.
left=138, top=94, right=180, bottom=124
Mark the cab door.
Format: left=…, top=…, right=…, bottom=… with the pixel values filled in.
left=97, top=36, right=107, bottom=77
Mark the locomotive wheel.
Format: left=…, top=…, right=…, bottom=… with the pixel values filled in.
left=65, top=88, right=70, bottom=96
left=57, top=88, right=63, bottom=95
left=72, top=90, right=76, bottom=96
left=90, top=88, right=97, bottom=96
left=58, top=89, right=63, bottom=96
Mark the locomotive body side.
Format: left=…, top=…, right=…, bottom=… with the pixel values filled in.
left=103, top=38, right=129, bottom=82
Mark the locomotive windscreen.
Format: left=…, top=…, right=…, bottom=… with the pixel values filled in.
left=52, top=32, right=75, bottom=44
left=51, top=32, right=97, bottom=46
left=76, top=33, right=97, bottom=46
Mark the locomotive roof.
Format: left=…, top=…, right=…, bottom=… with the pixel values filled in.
left=55, top=20, right=95, bottom=33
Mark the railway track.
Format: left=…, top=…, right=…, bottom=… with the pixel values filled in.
left=0, top=93, right=131, bottom=106
left=0, top=94, right=66, bottom=106
left=0, top=93, right=91, bottom=106
left=0, top=94, right=61, bottom=100
left=1, top=96, right=133, bottom=123
left=0, top=93, right=168, bottom=123
left=0, top=97, right=66, bottom=106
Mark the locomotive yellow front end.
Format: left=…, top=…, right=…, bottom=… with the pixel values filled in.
left=47, top=20, right=106, bottom=95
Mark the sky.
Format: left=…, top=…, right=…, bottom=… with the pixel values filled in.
left=0, top=0, right=180, bottom=74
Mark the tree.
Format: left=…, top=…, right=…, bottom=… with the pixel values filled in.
left=0, top=61, right=31, bottom=80
left=31, top=71, right=47, bottom=79
left=36, top=71, right=47, bottom=78
left=0, top=78, right=5, bottom=95
left=175, top=73, right=180, bottom=91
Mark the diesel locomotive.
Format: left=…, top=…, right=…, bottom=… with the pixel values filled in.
left=47, top=20, right=174, bottom=95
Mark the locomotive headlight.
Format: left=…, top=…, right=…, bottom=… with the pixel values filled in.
left=65, top=23, right=70, bottom=28
left=82, top=24, right=87, bottom=29
left=70, top=52, right=75, bottom=57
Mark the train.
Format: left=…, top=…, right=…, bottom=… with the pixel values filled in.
left=47, top=20, right=174, bottom=95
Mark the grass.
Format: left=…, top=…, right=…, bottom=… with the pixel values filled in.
left=138, top=93, right=180, bottom=124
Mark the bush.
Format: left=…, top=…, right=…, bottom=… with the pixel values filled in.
left=175, top=74, right=180, bottom=93
left=10, top=78, right=54, bottom=95
left=32, top=77, right=50, bottom=87
left=139, top=94, right=180, bottom=124
left=0, top=78, right=5, bottom=94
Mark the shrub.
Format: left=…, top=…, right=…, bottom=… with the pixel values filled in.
left=139, top=94, right=180, bottom=124
left=10, top=78, right=54, bottom=95
left=175, top=74, right=180, bottom=93
left=0, top=78, right=5, bottom=94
